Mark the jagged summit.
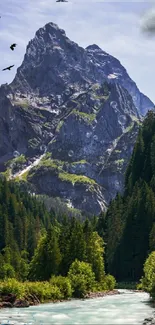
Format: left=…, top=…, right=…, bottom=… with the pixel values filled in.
left=35, top=22, right=69, bottom=44
left=38, top=22, right=66, bottom=33
left=86, top=44, right=103, bottom=51
left=9, top=21, right=153, bottom=115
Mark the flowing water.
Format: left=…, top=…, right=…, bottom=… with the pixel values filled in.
left=0, top=290, right=154, bottom=325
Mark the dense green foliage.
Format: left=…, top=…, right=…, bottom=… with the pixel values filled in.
left=139, top=251, right=155, bottom=299
left=50, top=276, right=72, bottom=298
left=0, top=267, right=116, bottom=303
left=2, top=110, right=155, bottom=297
left=68, top=260, right=96, bottom=297
left=0, top=177, right=51, bottom=280
left=97, top=111, right=155, bottom=282
left=0, top=176, right=115, bottom=298
left=0, top=277, right=71, bottom=302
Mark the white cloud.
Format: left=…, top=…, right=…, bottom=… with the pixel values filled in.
left=0, top=0, right=155, bottom=103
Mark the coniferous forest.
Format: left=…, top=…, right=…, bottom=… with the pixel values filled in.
left=97, top=110, right=155, bottom=298
left=1, top=111, right=155, bottom=303
left=0, top=176, right=115, bottom=302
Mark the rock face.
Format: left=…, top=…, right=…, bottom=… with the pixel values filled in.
left=0, top=22, right=154, bottom=215
left=85, top=44, right=153, bottom=116
left=9, top=23, right=153, bottom=116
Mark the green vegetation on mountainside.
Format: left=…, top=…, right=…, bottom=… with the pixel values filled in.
left=96, top=110, right=155, bottom=284
left=0, top=177, right=115, bottom=300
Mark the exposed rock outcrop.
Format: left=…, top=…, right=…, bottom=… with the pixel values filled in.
left=0, top=21, right=154, bottom=215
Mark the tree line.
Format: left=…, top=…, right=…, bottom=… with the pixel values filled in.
left=0, top=176, right=115, bottom=298
left=97, top=110, right=155, bottom=283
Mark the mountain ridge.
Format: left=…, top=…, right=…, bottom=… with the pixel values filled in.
left=0, top=21, right=154, bottom=215
left=8, top=22, right=153, bottom=115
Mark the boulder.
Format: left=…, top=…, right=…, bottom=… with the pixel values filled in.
left=0, top=301, right=13, bottom=308
left=13, top=299, right=29, bottom=308
left=1, top=293, right=16, bottom=304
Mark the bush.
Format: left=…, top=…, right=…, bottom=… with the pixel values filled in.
left=104, top=275, right=116, bottom=290
left=68, top=259, right=95, bottom=298
left=0, top=280, right=66, bottom=302
left=140, top=251, right=155, bottom=293
left=0, top=278, right=25, bottom=298
left=50, top=276, right=72, bottom=299
left=25, top=281, right=63, bottom=302
left=139, top=251, right=155, bottom=300
left=96, top=275, right=116, bottom=291
left=137, top=282, right=143, bottom=290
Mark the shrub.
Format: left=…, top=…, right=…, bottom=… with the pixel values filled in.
left=140, top=251, right=155, bottom=293
left=68, top=259, right=95, bottom=298
left=104, top=274, right=116, bottom=290
left=96, top=275, right=116, bottom=291
left=50, top=276, right=72, bottom=299
left=0, top=280, right=65, bottom=302
left=25, top=281, right=63, bottom=302
left=0, top=278, right=25, bottom=299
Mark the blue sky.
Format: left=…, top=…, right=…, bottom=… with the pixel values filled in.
left=0, top=1, right=155, bottom=102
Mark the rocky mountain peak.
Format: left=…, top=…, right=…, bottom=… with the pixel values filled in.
left=86, top=44, right=103, bottom=51
left=34, top=22, right=76, bottom=51
left=0, top=21, right=154, bottom=215
left=9, top=21, right=153, bottom=116
left=37, top=22, right=66, bottom=35
left=10, top=22, right=87, bottom=97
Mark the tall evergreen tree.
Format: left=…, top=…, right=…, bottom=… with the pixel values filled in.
left=102, top=110, right=155, bottom=281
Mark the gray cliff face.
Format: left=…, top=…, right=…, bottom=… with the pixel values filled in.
left=0, top=22, right=153, bottom=215
left=85, top=44, right=154, bottom=116
left=9, top=23, right=153, bottom=115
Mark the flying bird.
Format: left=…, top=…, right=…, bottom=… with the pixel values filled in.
left=2, top=65, right=14, bottom=71
left=56, top=0, right=68, bottom=2
left=10, top=43, right=17, bottom=51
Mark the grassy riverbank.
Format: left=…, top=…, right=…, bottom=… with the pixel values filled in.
left=0, top=270, right=116, bottom=308
left=0, top=278, right=72, bottom=307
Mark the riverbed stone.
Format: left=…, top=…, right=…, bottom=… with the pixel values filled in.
left=13, top=299, right=29, bottom=308
left=0, top=301, right=13, bottom=308
left=1, top=293, right=16, bottom=304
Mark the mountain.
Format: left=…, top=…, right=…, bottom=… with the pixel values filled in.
left=85, top=44, right=153, bottom=116
left=0, top=22, right=154, bottom=215
left=9, top=23, right=153, bottom=115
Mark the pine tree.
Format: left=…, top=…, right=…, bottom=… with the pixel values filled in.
left=29, top=226, right=62, bottom=281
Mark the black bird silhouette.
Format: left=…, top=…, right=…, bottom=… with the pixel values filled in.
left=56, top=0, right=68, bottom=2
left=2, top=65, right=14, bottom=71
left=10, top=43, right=17, bottom=51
